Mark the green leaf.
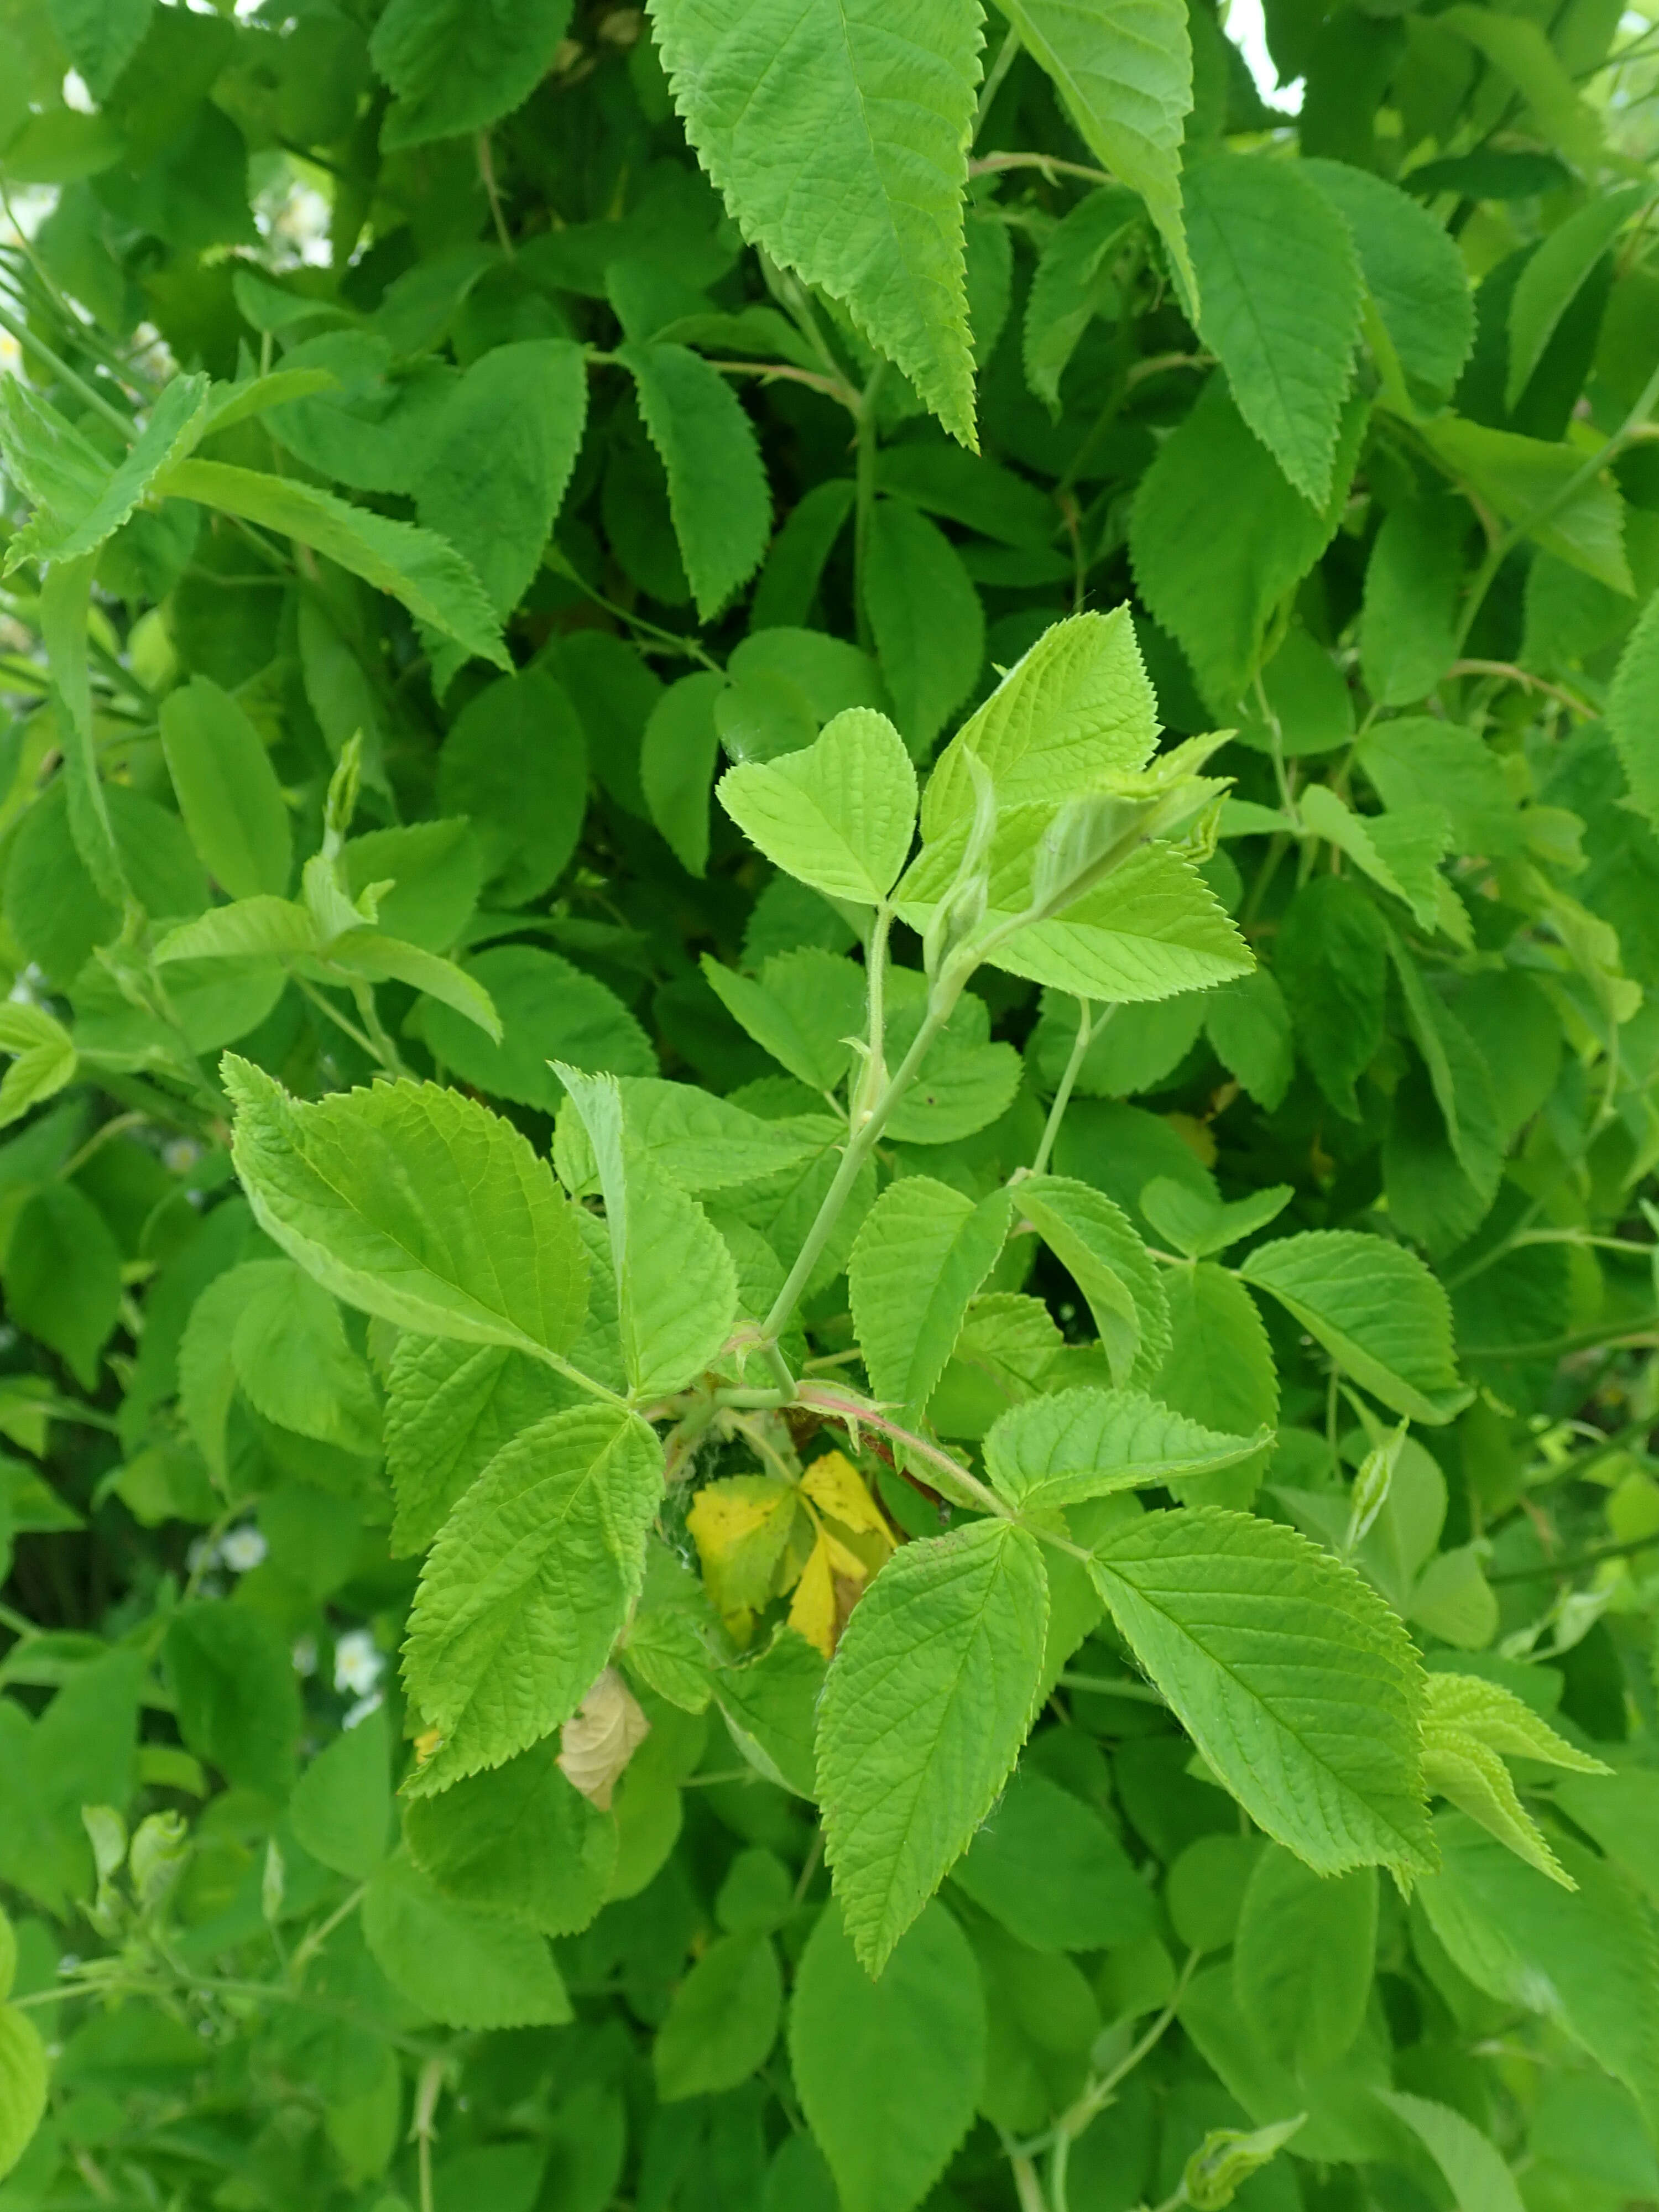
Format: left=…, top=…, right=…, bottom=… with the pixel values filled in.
left=818, top=1517, right=1048, bottom=1972
left=362, top=1854, right=572, bottom=2027
left=385, top=1335, right=568, bottom=1557
left=1, top=1182, right=121, bottom=1390
left=1204, top=969, right=1293, bottom=1111
left=1417, top=1815, right=1659, bottom=2136
left=702, top=948, right=866, bottom=1092
left=154, top=896, right=316, bottom=967
left=863, top=499, right=984, bottom=754
left=1132, top=375, right=1369, bottom=711
left=641, top=670, right=723, bottom=877
left=951, top=1767, right=1154, bottom=1950
left=159, top=676, right=292, bottom=900
left=1240, top=1230, right=1469, bottom=1423
left=156, top=459, right=510, bottom=669
left=1233, top=1844, right=1376, bottom=2072
left=883, top=975, right=1022, bottom=1144
left=646, top=0, right=980, bottom=444
left=1359, top=497, right=1464, bottom=706
left=1436, top=6, right=1601, bottom=165
left=0, top=371, right=207, bottom=572
left=414, top=338, right=588, bottom=619
left=1302, top=161, right=1474, bottom=394
left=849, top=1178, right=1010, bottom=1419
left=618, top=341, right=771, bottom=620
left=1150, top=1261, right=1278, bottom=1506
left=717, top=1627, right=826, bottom=1796
left=1417, top=418, right=1631, bottom=595
left=47, top=0, right=154, bottom=98
left=1088, top=1505, right=1434, bottom=1876
left=1139, top=1178, right=1293, bottom=1260
left=422, top=947, right=654, bottom=1113
left=718, top=707, right=917, bottom=906
left=1507, top=187, right=1645, bottom=411
left=165, top=1601, right=301, bottom=1793
left=222, top=1058, right=590, bottom=1366
left=1182, top=150, right=1362, bottom=504
left=654, top=1932, right=782, bottom=2100
left=789, top=1899, right=985, bottom=2211
left=984, top=1385, right=1267, bottom=1509
left=1298, top=784, right=1448, bottom=930
left=371, top=0, right=574, bottom=148
left=554, top=1065, right=739, bottom=1395
left=1024, top=186, right=1143, bottom=414
left=1610, top=589, right=1659, bottom=829
left=0, top=2008, right=47, bottom=2184
left=558, top=1076, right=834, bottom=1196
left=997, top=0, right=1194, bottom=302
left=405, top=1744, right=617, bottom=1933
left=1018, top=1176, right=1170, bottom=1387
left=403, top=1404, right=662, bottom=1788
left=227, top=1260, right=381, bottom=1455
left=0, top=1004, right=76, bottom=1131
left=290, top=1707, right=394, bottom=1882
left=1376, top=2092, right=1526, bottom=2212
left=436, top=669, right=589, bottom=906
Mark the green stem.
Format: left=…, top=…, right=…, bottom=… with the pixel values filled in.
left=348, top=978, right=408, bottom=1078
left=757, top=971, right=958, bottom=1348
left=1028, top=998, right=1097, bottom=1177
left=794, top=1381, right=1019, bottom=1523
left=853, top=364, right=887, bottom=651
left=1047, top=1950, right=1198, bottom=2204
left=1489, top=1526, right=1659, bottom=1584
left=0, top=299, right=135, bottom=440
left=974, top=28, right=1021, bottom=138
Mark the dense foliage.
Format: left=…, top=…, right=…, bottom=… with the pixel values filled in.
left=0, top=0, right=1656, bottom=2208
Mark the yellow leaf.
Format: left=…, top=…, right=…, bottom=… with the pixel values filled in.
left=686, top=1473, right=811, bottom=1638
left=802, top=1451, right=894, bottom=1546
left=788, top=1541, right=839, bottom=1658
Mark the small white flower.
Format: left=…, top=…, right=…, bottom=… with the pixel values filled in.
left=343, top=1691, right=384, bottom=1731
left=220, top=1526, right=267, bottom=1574
left=333, top=1630, right=384, bottom=1698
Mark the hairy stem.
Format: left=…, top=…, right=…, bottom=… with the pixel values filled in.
left=1027, top=998, right=1097, bottom=1177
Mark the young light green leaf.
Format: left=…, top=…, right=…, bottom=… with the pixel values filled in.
left=362, top=1854, right=572, bottom=2028
left=1233, top=1845, right=1376, bottom=2073
left=1182, top=151, right=1362, bottom=506
left=221, top=1058, right=589, bottom=1365
left=1088, top=1505, right=1434, bottom=1876
left=1376, top=2092, right=1526, bottom=2212
left=863, top=499, right=984, bottom=754
left=718, top=707, right=917, bottom=906
left=617, top=341, right=770, bottom=620
left=984, top=1385, right=1267, bottom=1509
left=1421, top=1670, right=1609, bottom=1887
left=1, top=371, right=207, bottom=571
left=554, top=1064, right=738, bottom=1396
left=997, top=0, right=1194, bottom=303
left=371, top=0, right=574, bottom=148
left=560, top=1076, right=834, bottom=1196
left=0, top=1005, right=76, bottom=1131
left=790, top=1900, right=985, bottom=2210
left=0, top=2007, right=47, bottom=2184
left=155, top=458, right=509, bottom=669
left=159, top=677, right=291, bottom=900
left=702, top=948, right=865, bottom=1092
left=819, top=1520, right=1047, bottom=1973
left=1018, top=1175, right=1170, bottom=1387
left=849, top=1177, right=1010, bottom=1420
left=1610, top=590, right=1659, bottom=830
left=403, top=1404, right=662, bottom=1789
left=1240, top=1230, right=1470, bottom=1424
left=646, top=0, right=981, bottom=445
left=921, top=606, right=1159, bottom=842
